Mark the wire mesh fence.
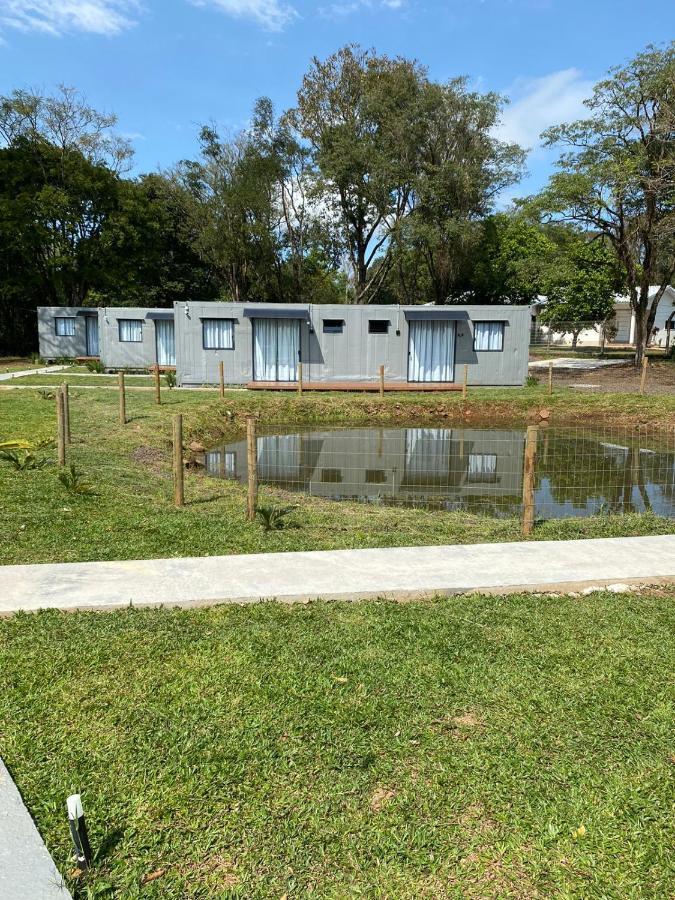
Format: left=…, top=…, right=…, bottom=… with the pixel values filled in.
left=203, top=422, right=675, bottom=529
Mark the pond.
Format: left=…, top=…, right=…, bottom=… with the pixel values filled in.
left=204, top=426, right=675, bottom=520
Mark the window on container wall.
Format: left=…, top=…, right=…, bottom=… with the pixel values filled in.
left=55, top=317, right=75, bottom=337
left=202, top=319, right=235, bottom=350
left=369, top=320, right=390, bottom=334
left=473, top=321, right=505, bottom=352
left=323, top=319, right=345, bottom=334
left=118, top=319, right=143, bottom=342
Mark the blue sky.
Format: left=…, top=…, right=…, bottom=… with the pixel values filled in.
left=0, top=0, right=673, bottom=199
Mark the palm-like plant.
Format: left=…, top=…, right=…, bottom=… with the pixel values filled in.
left=255, top=504, right=297, bottom=532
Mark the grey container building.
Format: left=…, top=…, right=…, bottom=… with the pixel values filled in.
left=38, top=307, right=101, bottom=361
left=97, top=307, right=176, bottom=370
left=174, top=301, right=530, bottom=388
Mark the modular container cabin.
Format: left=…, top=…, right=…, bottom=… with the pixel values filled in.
left=98, top=307, right=176, bottom=370
left=38, top=307, right=101, bottom=361
left=175, top=302, right=530, bottom=389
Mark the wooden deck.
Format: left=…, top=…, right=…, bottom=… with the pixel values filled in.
left=246, top=380, right=463, bottom=392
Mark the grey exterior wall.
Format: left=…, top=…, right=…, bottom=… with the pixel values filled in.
left=38, top=307, right=93, bottom=360
left=175, top=302, right=530, bottom=387
left=98, top=307, right=174, bottom=370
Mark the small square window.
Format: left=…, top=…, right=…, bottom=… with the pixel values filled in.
left=323, top=319, right=344, bottom=334
left=55, top=317, right=75, bottom=337
left=368, top=320, right=390, bottom=334
left=473, top=321, right=504, bottom=352
left=467, top=453, right=498, bottom=483
left=365, top=469, right=387, bottom=484
left=202, top=319, right=234, bottom=350
left=118, top=319, right=143, bottom=342
left=321, top=468, right=343, bottom=483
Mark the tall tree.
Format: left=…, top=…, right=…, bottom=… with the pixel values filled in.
left=533, top=42, right=675, bottom=363
left=401, top=80, right=524, bottom=304
left=296, top=45, right=428, bottom=303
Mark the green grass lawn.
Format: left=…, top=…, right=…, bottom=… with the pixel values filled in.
left=1, top=590, right=673, bottom=898
left=0, top=386, right=673, bottom=565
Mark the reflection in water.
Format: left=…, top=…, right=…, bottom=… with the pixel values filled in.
left=205, top=427, right=675, bottom=520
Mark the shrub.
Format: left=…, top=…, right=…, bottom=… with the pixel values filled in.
left=526, top=374, right=539, bottom=387
left=57, top=465, right=94, bottom=495
left=255, top=504, right=298, bottom=532
left=165, top=370, right=177, bottom=389
left=85, top=359, right=104, bottom=373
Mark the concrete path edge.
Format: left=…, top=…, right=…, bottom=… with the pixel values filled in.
left=1, top=535, right=674, bottom=615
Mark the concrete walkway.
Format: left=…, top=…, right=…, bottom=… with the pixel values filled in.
left=1, top=535, right=673, bottom=614
left=0, top=759, right=72, bottom=899
left=0, top=365, right=69, bottom=382
left=528, top=357, right=626, bottom=370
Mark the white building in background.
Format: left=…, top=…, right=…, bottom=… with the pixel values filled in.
left=531, top=285, right=675, bottom=349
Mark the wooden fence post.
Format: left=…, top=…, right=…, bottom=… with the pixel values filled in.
left=298, top=361, right=303, bottom=395
left=246, top=415, right=258, bottom=522
left=154, top=366, right=161, bottom=405
left=61, top=382, right=71, bottom=444
left=639, top=356, right=648, bottom=395
left=118, top=371, right=126, bottom=425
left=56, top=390, right=66, bottom=467
left=379, top=364, right=385, bottom=398
left=462, top=364, right=468, bottom=400
left=548, top=361, right=553, bottom=396
left=219, top=361, right=225, bottom=399
left=521, top=425, right=538, bottom=536
left=173, top=414, right=184, bottom=508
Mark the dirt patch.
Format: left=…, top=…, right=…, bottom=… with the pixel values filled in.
left=541, top=359, right=675, bottom=396
left=131, top=445, right=166, bottom=474
left=369, top=786, right=396, bottom=811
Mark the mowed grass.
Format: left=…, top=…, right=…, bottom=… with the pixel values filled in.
left=1, top=590, right=674, bottom=898
left=1, top=386, right=674, bottom=565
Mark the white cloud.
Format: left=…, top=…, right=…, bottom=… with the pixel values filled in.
left=0, top=0, right=139, bottom=36
left=495, top=68, right=593, bottom=151
left=190, top=0, right=297, bottom=30
left=321, top=0, right=406, bottom=17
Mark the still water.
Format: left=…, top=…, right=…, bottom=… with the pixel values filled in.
left=205, top=426, right=675, bottom=520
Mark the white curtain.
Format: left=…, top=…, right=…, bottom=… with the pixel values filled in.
left=257, top=434, right=300, bottom=480
left=155, top=320, right=176, bottom=365
left=85, top=317, right=99, bottom=355
left=205, top=451, right=236, bottom=478
left=408, top=320, right=455, bottom=382
left=55, top=317, right=75, bottom=336
left=202, top=319, right=234, bottom=350
left=119, top=319, right=142, bottom=342
left=254, top=319, right=299, bottom=381
left=468, top=453, right=498, bottom=481
left=405, top=428, right=451, bottom=476
left=474, top=322, right=504, bottom=351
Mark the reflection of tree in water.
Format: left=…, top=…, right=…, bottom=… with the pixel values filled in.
left=537, top=432, right=675, bottom=516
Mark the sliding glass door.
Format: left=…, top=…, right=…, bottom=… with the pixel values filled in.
left=85, top=315, right=99, bottom=357
left=155, top=319, right=176, bottom=366
left=408, top=320, right=455, bottom=382
left=253, top=318, right=300, bottom=381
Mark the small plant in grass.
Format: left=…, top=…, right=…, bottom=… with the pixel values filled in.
left=85, top=359, right=104, bottom=373
left=38, top=389, right=56, bottom=401
left=57, top=465, right=94, bottom=495
left=526, top=374, right=539, bottom=387
left=255, top=504, right=298, bottom=532
left=30, top=352, right=44, bottom=366
left=0, top=449, right=50, bottom=470
left=165, top=370, right=177, bottom=389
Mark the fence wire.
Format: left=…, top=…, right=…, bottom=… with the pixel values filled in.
left=203, top=424, right=675, bottom=523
